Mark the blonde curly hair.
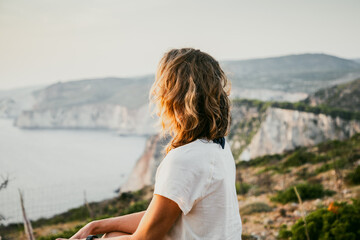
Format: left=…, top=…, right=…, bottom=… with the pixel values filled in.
left=149, top=48, right=231, bottom=153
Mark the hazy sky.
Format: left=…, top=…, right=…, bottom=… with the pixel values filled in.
left=0, top=0, right=359, bottom=90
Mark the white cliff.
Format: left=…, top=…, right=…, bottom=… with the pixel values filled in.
left=239, top=107, right=360, bottom=161
left=0, top=98, right=20, bottom=118
left=121, top=106, right=360, bottom=192
left=15, top=103, right=159, bottom=135
left=120, top=134, right=170, bottom=193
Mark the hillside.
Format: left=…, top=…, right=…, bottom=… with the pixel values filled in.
left=0, top=85, right=44, bottom=118
left=2, top=134, right=359, bottom=240
left=31, top=76, right=154, bottom=110
left=117, top=97, right=360, bottom=194
left=13, top=76, right=159, bottom=134
left=4, top=53, right=360, bottom=129
left=352, top=58, right=360, bottom=64
left=229, top=99, right=360, bottom=161
left=303, top=77, right=360, bottom=112
left=222, top=53, right=360, bottom=93
left=234, top=133, right=360, bottom=239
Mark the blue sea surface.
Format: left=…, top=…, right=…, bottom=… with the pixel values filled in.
left=0, top=118, right=147, bottom=224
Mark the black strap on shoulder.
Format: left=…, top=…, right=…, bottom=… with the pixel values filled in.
left=213, top=137, right=225, bottom=149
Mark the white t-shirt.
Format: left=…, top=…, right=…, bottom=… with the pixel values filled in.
left=153, top=138, right=242, bottom=240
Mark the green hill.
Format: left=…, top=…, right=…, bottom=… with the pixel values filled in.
left=303, top=77, right=360, bottom=112
left=221, top=53, right=360, bottom=93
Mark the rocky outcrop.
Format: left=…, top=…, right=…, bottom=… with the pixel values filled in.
left=121, top=105, right=360, bottom=192
left=120, top=134, right=170, bottom=193
left=0, top=85, right=40, bottom=119
left=303, top=77, right=360, bottom=112
left=14, top=103, right=159, bottom=135
left=0, top=98, right=20, bottom=118
left=239, top=107, right=360, bottom=161
left=11, top=76, right=160, bottom=135
left=230, top=87, right=308, bottom=102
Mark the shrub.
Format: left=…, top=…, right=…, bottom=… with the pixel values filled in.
left=121, top=200, right=149, bottom=215
left=314, top=158, right=348, bottom=175
left=236, top=153, right=283, bottom=168
left=290, top=200, right=360, bottom=240
left=295, top=167, right=315, bottom=180
left=236, top=182, right=252, bottom=195
left=277, top=224, right=292, bottom=239
left=240, top=202, right=272, bottom=215
left=345, top=165, right=360, bottom=185
left=242, top=235, right=258, bottom=240
left=37, top=224, right=85, bottom=240
left=283, top=150, right=316, bottom=167
left=271, top=182, right=335, bottom=204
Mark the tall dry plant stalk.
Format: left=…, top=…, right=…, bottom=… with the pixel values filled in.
left=294, top=186, right=310, bottom=240
left=19, top=190, right=35, bottom=240
left=84, top=190, right=94, bottom=219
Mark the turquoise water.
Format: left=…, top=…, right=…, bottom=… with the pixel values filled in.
left=0, top=118, right=147, bottom=224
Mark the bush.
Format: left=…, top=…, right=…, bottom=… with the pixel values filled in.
left=121, top=200, right=149, bottom=215
left=345, top=166, right=360, bottom=185
left=240, top=202, right=272, bottom=215
left=283, top=150, right=316, bottom=167
left=271, top=182, right=335, bottom=204
left=295, top=167, right=316, bottom=180
left=37, top=224, right=85, bottom=240
left=314, top=158, right=348, bottom=175
left=236, top=153, right=283, bottom=168
left=290, top=200, right=360, bottom=240
left=236, top=182, right=252, bottom=195
left=277, top=224, right=292, bottom=239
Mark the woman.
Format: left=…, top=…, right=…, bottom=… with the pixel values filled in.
left=58, top=48, right=242, bottom=240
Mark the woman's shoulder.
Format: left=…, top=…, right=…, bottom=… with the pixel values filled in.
left=167, top=138, right=213, bottom=156
left=163, top=139, right=221, bottom=167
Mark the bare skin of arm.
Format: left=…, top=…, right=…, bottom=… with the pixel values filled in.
left=56, top=211, right=145, bottom=239
left=58, top=194, right=182, bottom=240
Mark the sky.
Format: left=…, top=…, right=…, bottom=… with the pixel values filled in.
left=0, top=0, right=359, bottom=90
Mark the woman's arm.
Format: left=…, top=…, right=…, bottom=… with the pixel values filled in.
left=58, top=194, right=181, bottom=240
left=62, top=211, right=145, bottom=239
left=100, top=194, right=182, bottom=240
left=89, top=211, right=145, bottom=235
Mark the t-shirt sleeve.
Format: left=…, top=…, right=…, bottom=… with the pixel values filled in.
left=153, top=150, right=214, bottom=215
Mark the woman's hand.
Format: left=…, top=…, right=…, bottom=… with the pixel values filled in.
left=55, top=221, right=95, bottom=240
left=71, top=222, right=96, bottom=239
left=56, top=238, right=86, bottom=240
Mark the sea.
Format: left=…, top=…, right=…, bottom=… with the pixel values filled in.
left=0, top=118, right=147, bottom=225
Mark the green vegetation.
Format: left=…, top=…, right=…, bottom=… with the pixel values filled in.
left=0, top=187, right=152, bottom=239
left=236, top=182, right=252, bottom=195
left=240, top=202, right=273, bottom=215
left=283, top=150, right=319, bottom=167
left=345, top=166, right=360, bottom=185
left=304, top=77, right=360, bottom=113
left=232, top=99, right=272, bottom=113
left=271, top=101, right=360, bottom=121
left=277, top=224, right=292, bottom=239
left=37, top=225, right=85, bottom=240
left=236, top=153, right=284, bottom=168
left=237, top=133, right=360, bottom=182
left=121, top=200, right=149, bottom=215
left=295, top=167, right=316, bottom=180
left=232, top=98, right=360, bottom=121
left=229, top=99, right=271, bottom=159
left=289, top=200, right=360, bottom=240
left=271, top=183, right=335, bottom=204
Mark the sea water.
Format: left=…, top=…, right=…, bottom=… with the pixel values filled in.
left=0, top=118, right=147, bottom=225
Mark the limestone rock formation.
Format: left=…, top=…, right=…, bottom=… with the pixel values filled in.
left=239, top=107, right=360, bottom=161
left=120, top=134, right=170, bottom=193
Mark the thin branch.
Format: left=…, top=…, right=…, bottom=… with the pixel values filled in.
left=0, top=175, right=9, bottom=191
left=294, top=186, right=310, bottom=240
left=19, top=189, right=35, bottom=240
